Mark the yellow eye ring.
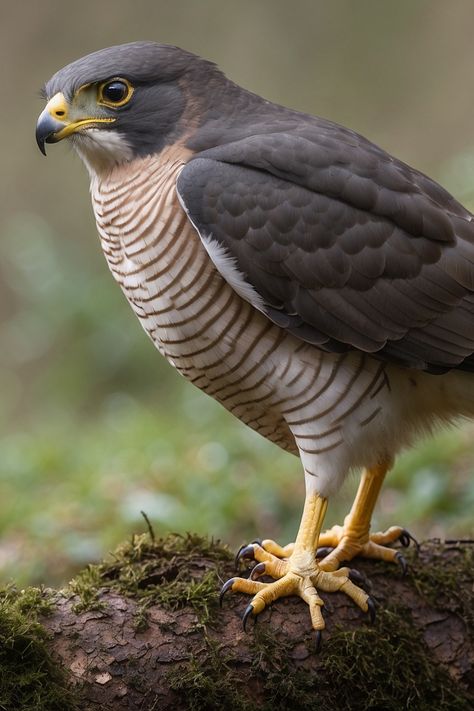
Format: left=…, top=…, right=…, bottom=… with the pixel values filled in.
left=98, top=78, right=134, bottom=108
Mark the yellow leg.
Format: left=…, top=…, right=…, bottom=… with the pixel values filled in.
left=221, top=491, right=372, bottom=638
left=317, top=461, right=415, bottom=572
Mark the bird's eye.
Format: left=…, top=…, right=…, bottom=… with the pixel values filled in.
left=98, top=79, right=133, bottom=107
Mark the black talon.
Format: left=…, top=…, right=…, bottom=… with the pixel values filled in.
left=367, top=597, right=376, bottom=624
left=234, top=544, right=247, bottom=570
left=314, top=630, right=323, bottom=653
left=399, top=529, right=420, bottom=552
left=234, top=544, right=256, bottom=570
left=395, top=552, right=408, bottom=576
left=242, top=604, right=255, bottom=632
left=250, top=562, right=266, bottom=580
left=316, top=546, right=334, bottom=558
left=348, top=568, right=364, bottom=585
left=251, top=538, right=263, bottom=546
left=219, top=578, right=236, bottom=607
left=399, top=531, right=410, bottom=547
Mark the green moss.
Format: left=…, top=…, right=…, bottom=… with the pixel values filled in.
left=68, top=532, right=232, bottom=626
left=250, top=625, right=316, bottom=709
left=68, top=564, right=106, bottom=614
left=408, top=543, right=474, bottom=626
left=168, top=601, right=472, bottom=711
left=318, top=608, right=472, bottom=710
left=132, top=600, right=151, bottom=632
left=149, top=568, right=221, bottom=625
left=0, top=585, right=81, bottom=711
left=168, top=637, right=253, bottom=711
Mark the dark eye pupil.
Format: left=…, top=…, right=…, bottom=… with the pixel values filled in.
left=103, top=81, right=128, bottom=103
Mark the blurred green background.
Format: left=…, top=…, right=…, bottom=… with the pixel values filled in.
left=0, top=0, right=473, bottom=585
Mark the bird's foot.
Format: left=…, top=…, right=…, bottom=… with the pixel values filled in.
left=222, top=540, right=373, bottom=638
left=316, top=524, right=418, bottom=573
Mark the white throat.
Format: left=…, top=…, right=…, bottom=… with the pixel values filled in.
left=72, top=128, right=134, bottom=177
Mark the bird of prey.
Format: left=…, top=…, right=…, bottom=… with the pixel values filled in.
left=36, top=42, right=474, bottom=642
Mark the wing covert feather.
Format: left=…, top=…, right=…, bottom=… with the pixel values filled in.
left=177, top=133, right=474, bottom=372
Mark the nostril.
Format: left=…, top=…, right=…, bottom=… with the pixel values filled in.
left=55, top=110, right=65, bottom=117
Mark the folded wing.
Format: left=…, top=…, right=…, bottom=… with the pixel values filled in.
left=177, top=129, right=474, bottom=373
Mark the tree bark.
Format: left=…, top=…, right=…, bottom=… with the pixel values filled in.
left=24, top=538, right=474, bottom=709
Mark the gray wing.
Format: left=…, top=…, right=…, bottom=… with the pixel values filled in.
left=177, top=131, right=474, bottom=373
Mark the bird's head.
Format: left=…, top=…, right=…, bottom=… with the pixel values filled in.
left=36, top=42, right=223, bottom=174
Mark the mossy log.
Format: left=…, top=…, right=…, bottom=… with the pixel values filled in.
left=1, top=534, right=473, bottom=710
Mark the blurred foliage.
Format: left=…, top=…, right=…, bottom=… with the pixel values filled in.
left=0, top=2, right=473, bottom=584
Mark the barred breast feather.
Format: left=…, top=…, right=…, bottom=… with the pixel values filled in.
left=89, top=149, right=474, bottom=496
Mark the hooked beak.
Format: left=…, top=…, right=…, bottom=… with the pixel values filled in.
left=36, top=91, right=115, bottom=155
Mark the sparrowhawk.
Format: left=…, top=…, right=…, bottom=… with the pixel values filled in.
left=36, top=42, right=474, bottom=643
